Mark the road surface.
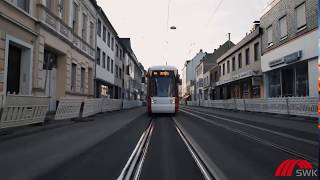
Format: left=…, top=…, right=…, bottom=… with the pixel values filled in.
left=0, top=106, right=317, bottom=180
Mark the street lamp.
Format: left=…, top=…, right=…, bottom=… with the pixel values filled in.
left=170, top=26, right=177, bottom=30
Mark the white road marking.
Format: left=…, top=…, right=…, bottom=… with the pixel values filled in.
left=181, top=107, right=318, bottom=146
left=180, top=109, right=318, bottom=165
left=173, top=117, right=229, bottom=180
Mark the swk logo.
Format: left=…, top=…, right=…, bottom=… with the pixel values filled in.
left=275, top=159, right=318, bottom=177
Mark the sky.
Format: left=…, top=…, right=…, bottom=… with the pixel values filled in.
left=97, top=0, right=270, bottom=71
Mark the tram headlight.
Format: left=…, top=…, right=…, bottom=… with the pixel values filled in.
left=151, top=99, right=156, bottom=104
left=170, top=98, right=175, bottom=104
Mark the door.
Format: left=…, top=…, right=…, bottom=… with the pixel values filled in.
left=44, top=49, right=57, bottom=111
left=7, top=45, right=21, bottom=95
left=282, top=69, right=295, bottom=97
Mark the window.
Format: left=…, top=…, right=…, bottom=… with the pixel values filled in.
left=219, top=65, right=221, bottom=76
left=254, top=43, right=260, bottom=61
left=111, top=37, right=114, bottom=51
left=245, top=48, right=250, bottom=65
left=214, top=71, right=218, bottom=81
left=82, top=13, right=87, bottom=40
left=90, top=22, right=94, bottom=46
left=59, top=0, right=65, bottom=20
left=102, top=52, right=106, bottom=68
left=107, top=32, right=111, bottom=47
left=119, top=68, right=122, bottom=79
left=227, top=61, right=230, bottom=74
left=71, top=63, right=77, bottom=92
left=115, top=65, right=119, bottom=78
left=116, top=45, right=119, bottom=57
left=103, top=26, right=106, bottom=42
left=267, top=26, right=273, bottom=47
left=72, top=2, right=79, bottom=33
left=269, top=70, right=281, bottom=97
left=222, top=63, right=225, bottom=75
left=96, top=47, right=101, bottom=65
left=17, top=0, right=29, bottom=12
left=296, top=3, right=306, bottom=31
left=238, top=53, right=242, bottom=68
left=107, top=56, right=110, bottom=71
left=97, top=19, right=101, bottom=37
left=81, top=67, right=85, bottom=93
left=46, top=0, right=51, bottom=10
left=232, top=57, right=235, bottom=71
left=111, top=59, right=114, bottom=73
left=279, top=15, right=288, bottom=39
left=295, top=64, right=308, bottom=96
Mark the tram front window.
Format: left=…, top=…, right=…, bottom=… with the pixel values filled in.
left=150, top=77, right=175, bottom=97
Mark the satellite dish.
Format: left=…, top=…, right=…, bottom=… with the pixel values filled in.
left=170, top=26, right=177, bottom=30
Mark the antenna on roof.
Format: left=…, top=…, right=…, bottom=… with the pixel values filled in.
left=166, top=61, right=168, bottom=66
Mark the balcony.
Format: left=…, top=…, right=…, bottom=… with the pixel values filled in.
left=37, top=4, right=95, bottom=59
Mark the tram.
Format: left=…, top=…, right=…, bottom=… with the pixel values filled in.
left=146, top=66, right=179, bottom=114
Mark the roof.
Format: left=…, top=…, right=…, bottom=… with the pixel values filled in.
left=148, top=66, right=178, bottom=71
left=97, top=6, right=118, bottom=36
left=217, top=27, right=261, bottom=64
left=197, top=40, right=235, bottom=73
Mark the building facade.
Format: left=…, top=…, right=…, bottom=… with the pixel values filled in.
left=260, top=0, right=318, bottom=98
left=183, top=49, right=206, bottom=101
left=95, top=7, right=124, bottom=99
left=0, top=0, right=97, bottom=111
left=200, top=40, right=234, bottom=100
left=121, top=38, right=145, bottom=100
left=216, top=25, right=263, bottom=99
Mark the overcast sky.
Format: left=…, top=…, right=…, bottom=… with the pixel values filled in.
left=97, top=0, right=270, bottom=71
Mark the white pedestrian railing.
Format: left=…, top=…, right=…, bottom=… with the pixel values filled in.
left=81, top=98, right=102, bottom=118
left=123, top=100, right=143, bottom=109
left=0, top=95, right=49, bottom=129
left=101, top=98, right=122, bottom=112
left=55, top=98, right=83, bottom=120
left=187, top=97, right=318, bottom=117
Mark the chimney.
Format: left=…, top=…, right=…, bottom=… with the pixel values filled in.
left=253, top=20, right=260, bottom=30
left=227, top=33, right=231, bottom=41
left=214, top=49, right=217, bottom=52
left=200, top=49, right=203, bottom=52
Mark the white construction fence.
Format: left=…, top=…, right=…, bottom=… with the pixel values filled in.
left=0, top=95, right=143, bottom=129
left=0, top=95, right=49, bottom=129
left=187, top=97, right=318, bottom=118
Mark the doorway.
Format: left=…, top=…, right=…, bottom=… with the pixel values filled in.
left=7, top=45, right=21, bottom=94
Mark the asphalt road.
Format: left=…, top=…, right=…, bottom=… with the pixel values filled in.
left=139, top=116, right=203, bottom=180
left=0, top=106, right=318, bottom=180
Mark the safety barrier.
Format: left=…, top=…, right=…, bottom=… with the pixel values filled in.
left=101, top=98, right=122, bottom=112
left=82, top=98, right=102, bottom=118
left=55, top=98, right=83, bottom=120
left=0, top=95, right=49, bottom=129
left=0, top=96, right=143, bottom=129
left=187, top=97, right=318, bottom=117
left=123, top=100, right=143, bottom=109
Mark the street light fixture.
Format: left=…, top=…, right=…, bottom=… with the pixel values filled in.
left=170, top=26, right=177, bottom=30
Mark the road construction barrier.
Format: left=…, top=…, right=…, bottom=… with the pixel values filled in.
left=100, top=98, right=122, bottom=112
left=81, top=98, right=103, bottom=118
left=0, top=95, right=49, bottom=129
left=55, top=98, right=83, bottom=120
left=187, top=97, right=318, bottom=118
left=123, top=100, right=142, bottom=109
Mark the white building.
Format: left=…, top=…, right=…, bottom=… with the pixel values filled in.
left=95, top=6, right=124, bottom=99
left=260, top=0, right=318, bottom=98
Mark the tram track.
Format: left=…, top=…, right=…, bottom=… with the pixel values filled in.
left=118, top=116, right=220, bottom=180
left=117, top=119, right=154, bottom=180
